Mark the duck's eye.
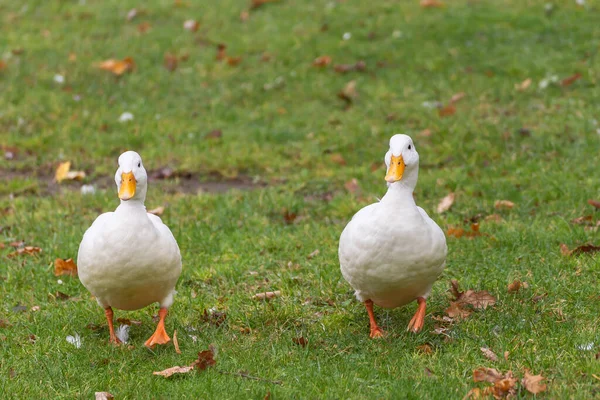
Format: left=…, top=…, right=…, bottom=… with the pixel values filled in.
left=137, top=162, right=141, bottom=168
left=408, top=144, right=412, bottom=150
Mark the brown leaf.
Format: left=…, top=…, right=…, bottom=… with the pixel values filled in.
left=445, top=302, right=471, bottom=319
left=330, top=153, right=346, bottom=165
left=344, top=178, right=360, bottom=194
left=561, top=73, right=581, bottom=87
left=252, top=291, right=281, bottom=300
left=173, top=329, right=181, bottom=354
left=54, top=291, right=71, bottom=301
left=480, top=347, right=498, bottom=362
left=560, top=243, right=600, bottom=257
left=436, top=192, right=455, bottom=214
left=193, top=348, right=217, bottom=370
left=449, top=92, right=466, bottom=104
left=226, top=56, right=242, bottom=66
left=438, top=104, right=456, bottom=117
left=522, top=370, right=547, bottom=394
left=504, top=351, right=509, bottom=361
left=183, top=19, right=200, bottom=32
left=54, top=258, right=78, bottom=276
left=417, top=343, right=434, bottom=355
left=250, top=0, right=279, bottom=10
left=571, top=215, right=593, bottom=225
left=338, top=80, right=358, bottom=104
left=292, top=337, right=308, bottom=347
left=0, top=61, right=7, bottom=72
left=307, top=249, right=320, bottom=259
left=514, top=78, right=532, bottom=91
left=485, top=214, right=503, bottom=223
left=201, top=308, right=227, bottom=327
left=460, top=290, right=496, bottom=309
left=420, top=0, right=444, bottom=7
left=216, top=44, right=227, bottom=61
left=282, top=209, right=297, bottom=224
left=164, top=53, right=178, bottom=72
left=334, top=61, right=366, bottom=74
left=8, top=246, right=42, bottom=258
left=494, top=200, right=515, bottom=210
left=98, top=57, right=135, bottom=76
left=148, top=206, right=165, bottom=216
left=588, top=199, right=600, bottom=209
left=507, top=279, right=528, bottom=293
left=0, top=319, right=11, bottom=328
left=95, top=392, right=114, bottom=400
left=153, top=365, right=194, bottom=377
left=473, top=367, right=504, bottom=383
left=447, top=223, right=481, bottom=239
left=137, top=22, right=151, bottom=33
left=313, top=55, right=332, bottom=67
left=240, top=10, right=250, bottom=21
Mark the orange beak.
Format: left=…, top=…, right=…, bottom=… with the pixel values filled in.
left=385, top=155, right=405, bottom=183
left=119, top=172, right=136, bottom=200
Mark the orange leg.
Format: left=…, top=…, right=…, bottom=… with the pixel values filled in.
left=365, top=299, right=384, bottom=338
left=104, top=307, right=121, bottom=345
left=407, top=297, right=427, bottom=333
left=144, top=308, right=171, bottom=348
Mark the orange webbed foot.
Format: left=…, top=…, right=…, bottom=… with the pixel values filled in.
left=144, top=308, right=171, bottom=348
left=370, top=327, right=385, bottom=339
left=407, top=297, right=426, bottom=333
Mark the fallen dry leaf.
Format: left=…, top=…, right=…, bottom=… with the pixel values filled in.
left=344, top=178, right=360, bottom=194
left=137, top=22, right=151, bottom=33
left=473, top=367, right=505, bottom=383
left=522, top=370, right=547, bottom=394
left=95, top=392, right=114, bottom=400
left=560, top=243, right=600, bottom=257
left=216, top=44, right=227, bottom=61
left=485, top=214, right=503, bottom=223
left=173, top=329, right=181, bottom=354
left=338, top=80, right=358, bottom=105
left=292, top=337, right=308, bottom=347
left=193, top=347, right=217, bottom=370
left=252, top=291, right=281, bottom=300
left=313, top=55, right=332, bottom=67
left=206, top=129, right=223, bottom=139
left=417, top=343, right=434, bottom=355
left=515, top=78, right=532, bottom=91
left=420, top=0, right=444, bottom=7
left=9, top=246, right=42, bottom=258
left=445, top=302, right=471, bottom=319
left=437, top=192, right=455, bottom=214
left=126, top=8, right=138, bottom=21
left=153, top=365, right=194, bottom=377
left=438, top=104, right=456, bottom=117
left=561, top=73, right=581, bottom=87
left=472, top=368, right=517, bottom=399
left=449, top=92, right=466, bottom=104
left=0, top=61, right=7, bottom=72
left=334, top=61, right=366, bottom=74
left=98, top=57, right=135, bottom=76
left=54, top=258, right=78, bottom=276
left=148, top=206, right=165, bottom=216
left=507, top=279, right=528, bottom=293
left=494, top=200, right=515, bottom=210
left=250, top=0, right=279, bottom=10
left=282, top=209, right=297, bottom=224
left=504, top=351, right=509, bottom=361
left=447, top=223, right=481, bottom=239
left=330, top=153, right=346, bottom=165
left=54, top=291, right=71, bottom=301
left=307, top=249, right=320, bottom=259
left=446, top=280, right=496, bottom=319
left=480, top=347, right=498, bottom=362
left=201, top=308, right=227, bottom=327
left=183, top=19, right=200, bottom=32
left=226, top=56, right=242, bottom=66
left=571, top=215, right=593, bottom=225
left=55, top=161, right=86, bottom=182
left=164, top=53, right=178, bottom=72
left=588, top=199, right=600, bottom=209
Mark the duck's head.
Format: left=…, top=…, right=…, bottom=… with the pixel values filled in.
left=115, top=151, right=148, bottom=203
left=384, top=134, right=419, bottom=189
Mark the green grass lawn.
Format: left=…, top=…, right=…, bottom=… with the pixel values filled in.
left=1, top=0, right=600, bottom=398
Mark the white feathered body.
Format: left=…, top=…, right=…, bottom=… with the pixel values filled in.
left=78, top=204, right=182, bottom=311
left=339, top=189, right=447, bottom=309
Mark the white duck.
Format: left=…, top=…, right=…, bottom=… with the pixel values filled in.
left=339, top=134, right=447, bottom=338
left=78, top=151, right=182, bottom=347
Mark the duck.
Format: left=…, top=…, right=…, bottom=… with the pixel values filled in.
left=78, top=151, right=182, bottom=348
left=338, top=134, right=447, bottom=338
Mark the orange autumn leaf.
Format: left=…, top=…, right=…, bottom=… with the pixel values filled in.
left=164, top=53, right=178, bottom=72
left=521, top=370, right=547, bottom=394
left=137, top=22, right=151, bottom=33
left=0, top=60, right=7, bottom=71
left=8, top=246, right=42, bottom=258
left=507, top=279, right=528, bottom=293
left=153, top=365, right=194, bottom=377
left=438, top=104, right=456, bottom=117
left=54, top=258, right=78, bottom=276
left=587, top=199, right=600, bottom=209
left=420, top=0, right=444, bottom=7
left=494, top=200, right=515, bottom=210
left=226, top=56, right=242, bottom=66
left=98, top=57, right=135, bottom=76
left=560, top=243, right=600, bottom=257
left=313, top=55, right=332, bottom=67
left=216, top=44, right=227, bottom=61
left=449, top=92, right=466, bottom=104
left=250, top=0, right=279, bottom=10
left=55, top=161, right=86, bottom=182
left=561, top=73, right=581, bottom=87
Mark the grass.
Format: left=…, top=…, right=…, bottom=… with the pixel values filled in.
left=1, top=0, right=600, bottom=398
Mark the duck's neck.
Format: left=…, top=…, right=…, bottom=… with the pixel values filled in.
left=116, top=199, right=147, bottom=215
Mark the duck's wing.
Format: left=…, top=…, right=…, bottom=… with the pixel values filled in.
left=146, top=213, right=182, bottom=263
